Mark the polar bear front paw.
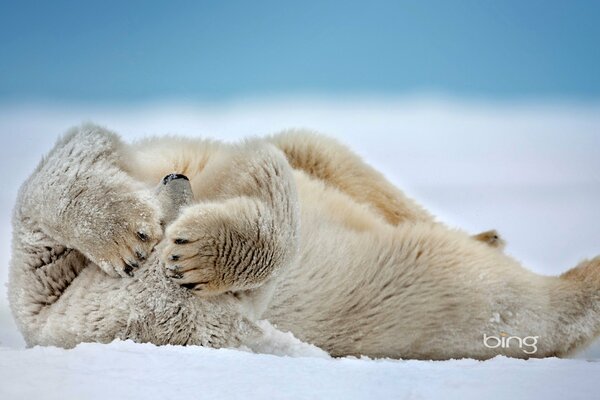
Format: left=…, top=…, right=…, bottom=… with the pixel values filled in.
left=72, top=188, right=163, bottom=278
left=161, top=204, right=234, bottom=297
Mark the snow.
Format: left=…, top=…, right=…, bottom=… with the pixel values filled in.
left=1, top=97, right=599, bottom=398
left=1, top=341, right=599, bottom=400
left=241, top=320, right=330, bottom=358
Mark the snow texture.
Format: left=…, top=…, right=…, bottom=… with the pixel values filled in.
left=1, top=97, right=599, bottom=398
left=2, top=340, right=600, bottom=400
left=241, top=320, right=330, bottom=358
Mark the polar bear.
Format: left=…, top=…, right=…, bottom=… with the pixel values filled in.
left=8, top=124, right=600, bottom=359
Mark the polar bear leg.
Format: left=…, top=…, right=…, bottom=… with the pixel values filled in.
left=162, top=140, right=300, bottom=299
left=267, top=131, right=432, bottom=225
left=268, top=131, right=507, bottom=249
left=8, top=212, right=90, bottom=346
left=13, top=124, right=162, bottom=279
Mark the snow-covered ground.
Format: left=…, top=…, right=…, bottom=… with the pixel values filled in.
left=1, top=97, right=599, bottom=399
left=2, top=340, right=600, bottom=400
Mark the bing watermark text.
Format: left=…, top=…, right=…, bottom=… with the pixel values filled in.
left=483, top=332, right=539, bottom=354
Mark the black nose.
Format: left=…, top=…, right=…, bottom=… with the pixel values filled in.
left=162, top=174, right=189, bottom=185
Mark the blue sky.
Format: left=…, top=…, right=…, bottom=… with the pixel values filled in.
left=1, top=0, right=599, bottom=102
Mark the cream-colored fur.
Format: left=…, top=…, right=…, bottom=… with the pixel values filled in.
left=8, top=124, right=600, bottom=359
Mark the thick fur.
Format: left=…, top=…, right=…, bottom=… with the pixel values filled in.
left=8, top=124, right=600, bottom=359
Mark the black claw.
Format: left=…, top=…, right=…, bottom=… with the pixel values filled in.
left=174, top=238, right=189, bottom=245
left=181, top=283, right=197, bottom=290
left=170, top=255, right=180, bottom=261
left=162, top=173, right=189, bottom=185
left=137, top=232, right=149, bottom=242
left=172, top=272, right=183, bottom=279
left=123, top=264, right=134, bottom=277
left=135, top=251, right=146, bottom=261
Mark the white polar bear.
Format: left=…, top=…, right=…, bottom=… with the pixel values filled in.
left=8, top=124, right=600, bottom=359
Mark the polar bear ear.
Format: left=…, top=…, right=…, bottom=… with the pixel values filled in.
left=473, top=229, right=506, bottom=250
left=155, top=173, right=194, bottom=227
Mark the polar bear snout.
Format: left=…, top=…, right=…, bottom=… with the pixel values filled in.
left=162, top=173, right=189, bottom=185
left=156, top=174, right=194, bottom=227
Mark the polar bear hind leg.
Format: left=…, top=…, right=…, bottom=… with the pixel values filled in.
left=268, top=131, right=507, bottom=250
